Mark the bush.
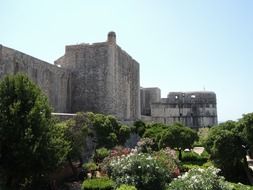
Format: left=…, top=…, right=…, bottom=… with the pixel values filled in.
left=82, top=177, right=115, bottom=190
left=153, top=148, right=180, bottom=178
left=0, top=74, right=70, bottom=188
left=116, top=184, right=137, bottom=190
left=137, top=138, right=154, bottom=153
left=166, top=167, right=230, bottom=190
left=95, top=148, right=110, bottom=163
left=181, top=151, right=208, bottom=163
left=227, top=182, right=253, bottom=190
left=83, top=162, right=98, bottom=172
left=107, top=152, right=171, bottom=190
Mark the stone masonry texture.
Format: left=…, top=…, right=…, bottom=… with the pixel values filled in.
left=0, top=32, right=140, bottom=121
left=0, top=32, right=218, bottom=126
left=0, top=45, right=72, bottom=112
left=141, top=89, right=218, bottom=128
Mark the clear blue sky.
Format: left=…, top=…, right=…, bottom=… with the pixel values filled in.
left=1, top=0, right=253, bottom=122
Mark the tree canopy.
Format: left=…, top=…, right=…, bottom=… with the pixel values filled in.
left=204, top=120, right=247, bottom=182
left=87, top=112, right=131, bottom=149
left=0, top=74, right=70, bottom=189
left=159, top=123, right=198, bottom=160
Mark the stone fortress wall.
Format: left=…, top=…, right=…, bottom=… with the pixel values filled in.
left=0, top=45, right=72, bottom=112
left=141, top=88, right=218, bottom=128
left=0, top=32, right=218, bottom=126
left=0, top=32, right=140, bottom=121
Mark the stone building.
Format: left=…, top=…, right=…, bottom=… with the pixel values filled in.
left=0, top=32, right=140, bottom=121
left=0, top=31, right=218, bottom=126
left=141, top=88, right=218, bottom=128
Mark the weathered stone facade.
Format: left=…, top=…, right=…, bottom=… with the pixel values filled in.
left=0, top=32, right=140, bottom=121
left=140, top=87, right=161, bottom=116
left=0, top=45, right=72, bottom=112
left=141, top=89, right=217, bottom=128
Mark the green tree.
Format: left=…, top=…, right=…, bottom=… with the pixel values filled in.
left=238, top=113, right=253, bottom=153
left=204, top=121, right=247, bottom=182
left=159, top=123, right=198, bottom=160
left=133, top=120, right=146, bottom=137
left=143, top=123, right=168, bottom=150
left=60, top=112, right=88, bottom=178
left=88, top=113, right=131, bottom=149
left=0, top=74, right=70, bottom=189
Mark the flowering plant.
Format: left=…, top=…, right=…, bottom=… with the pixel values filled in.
left=153, top=148, right=180, bottom=178
left=166, top=166, right=230, bottom=190
left=107, top=152, right=171, bottom=190
left=137, top=138, right=154, bottom=153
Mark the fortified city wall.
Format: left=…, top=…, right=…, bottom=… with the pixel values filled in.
left=0, top=45, right=72, bottom=112
left=0, top=32, right=140, bottom=121
left=141, top=88, right=218, bottom=128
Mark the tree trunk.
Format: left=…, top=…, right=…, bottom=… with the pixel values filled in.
left=179, top=149, right=182, bottom=160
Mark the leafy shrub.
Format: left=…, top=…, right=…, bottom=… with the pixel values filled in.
left=228, top=182, right=253, bottom=190
left=204, top=121, right=247, bottom=182
left=116, top=184, right=137, bottom=190
left=95, top=148, right=110, bottom=163
left=82, top=177, right=115, bottom=190
left=181, top=151, right=208, bottom=163
left=133, top=120, right=146, bottom=137
left=137, top=138, right=154, bottom=153
left=83, top=162, right=98, bottom=172
left=153, top=148, right=180, bottom=177
left=110, top=146, right=131, bottom=157
left=107, top=152, right=171, bottom=190
left=88, top=113, right=131, bottom=149
left=166, top=167, right=230, bottom=190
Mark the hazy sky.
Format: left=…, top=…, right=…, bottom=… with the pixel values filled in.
left=1, top=0, right=253, bottom=122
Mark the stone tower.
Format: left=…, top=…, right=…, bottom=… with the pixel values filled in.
left=55, top=32, right=140, bottom=120
left=0, top=32, right=140, bottom=121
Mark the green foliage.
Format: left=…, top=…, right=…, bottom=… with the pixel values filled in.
left=94, top=148, right=110, bottom=163
left=158, top=123, right=198, bottom=160
left=166, top=167, right=230, bottom=190
left=153, top=148, right=180, bottom=178
left=83, top=162, right=98, bottom=172
left=159, top=123, right=198, bottom=150
left=88, top=113, right=131, bottom=148
left=227, top=182, right=253, bottom=190
left=143, top=123, right=168, bottom=149
left=107, top=152, right=171, bottom=190
left=238, top=113, right=253, bottom=152
left=116, top=184, right=137, bottom=190
left=194, top=127, right=209, bottom=146
left=133, top=120, right=146, bottom=137
left=63, top=112, right=88, bottom=161
left=204, top=121, right=247, bottom=182
left=181, top=151, right=209, bottom=163
left=0, top=74, right=70, bottom=188
left=82, top=177, right=115, bottom=190
left=136, top=138, right=154, bottom=153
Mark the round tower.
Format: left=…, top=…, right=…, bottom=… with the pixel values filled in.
left=107, top=31, right=116, bottom=44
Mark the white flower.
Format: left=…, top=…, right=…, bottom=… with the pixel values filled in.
left=146, top=155, right=152, bottom=160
